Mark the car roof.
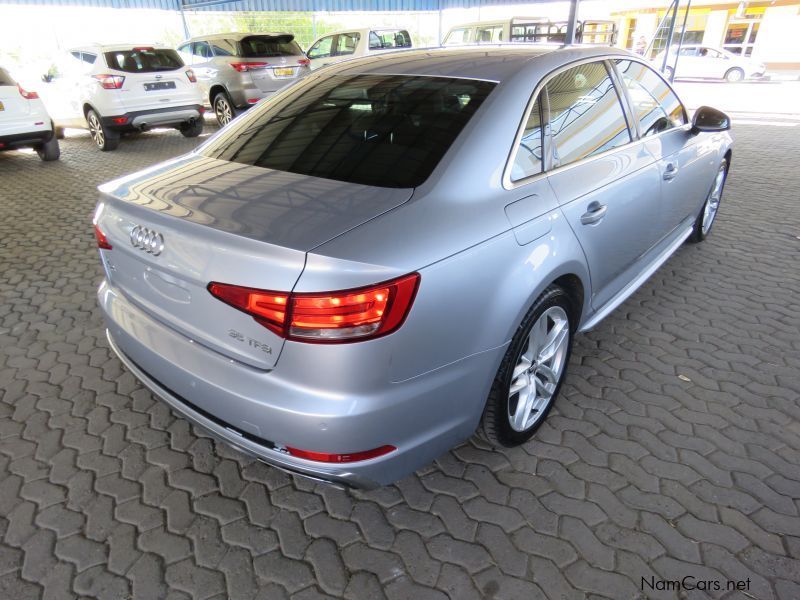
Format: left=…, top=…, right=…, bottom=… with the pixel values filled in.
left=184, top=32, right=294, bottom=43
left=447, top=17, right=549, bottom=29
left=333, top=45, right=632, bottom=83
left=70, top=44, right=173, bottom=52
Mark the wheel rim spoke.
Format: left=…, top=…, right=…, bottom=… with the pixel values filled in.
left=703, top=166, right=725, bottom=233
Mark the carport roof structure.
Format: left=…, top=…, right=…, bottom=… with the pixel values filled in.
left=5, top=0, right=564, bottom=10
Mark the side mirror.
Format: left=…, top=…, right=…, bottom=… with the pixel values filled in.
left=691, top=106, right=731, bottom=133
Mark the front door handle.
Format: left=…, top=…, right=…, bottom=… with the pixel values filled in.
left=663, top=163, right=679, bottom=180
left=580, top=201, right=608, bottom=225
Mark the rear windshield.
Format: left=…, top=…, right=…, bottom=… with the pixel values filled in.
left=201, top=74, right=495, bottom=188
left=239, top=35, right=303, bottom=58
left=104, top=49, right=184, bottom=73
left=0, top=68, right=15, bottom=86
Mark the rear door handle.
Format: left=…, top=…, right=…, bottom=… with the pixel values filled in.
left=663, top=163, right=679, bottom=180
left=580, top=202, right=607, bottom=225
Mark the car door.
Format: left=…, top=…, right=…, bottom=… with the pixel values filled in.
left=545, top=60, right=663, bottom=310
left=189, top=41, right=214, bottom=91
left=614, top=59, right=711, bottom=236
left=674, top=47, right=699, bottom=78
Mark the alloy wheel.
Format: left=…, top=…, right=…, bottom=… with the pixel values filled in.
left=702, top=164, right=726, bottom=234
left=215, top=96, right=233, bottom=126
left=88, top=113, right=104, bottom=148
left=507, top=306, right=570, bottom=432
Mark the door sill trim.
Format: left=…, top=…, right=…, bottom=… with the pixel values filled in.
left=579, top=224, right=693, bottom=332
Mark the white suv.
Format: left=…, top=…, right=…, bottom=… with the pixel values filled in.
left=306, top=28, right=412, bottom=71
left=0, top=66, right=59, bottom=161
left=39, top=45, right=204, bottom=151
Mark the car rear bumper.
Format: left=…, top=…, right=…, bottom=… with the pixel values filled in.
left=98, top=278, right=498, bottom=488
left=0, top=128, right=52, bottom=150
left=103, top=105, right=204, bottom=130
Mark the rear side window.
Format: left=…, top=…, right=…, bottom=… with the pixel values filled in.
left=511, top=96, right=544, bottom=181
left=308, top=36, right=334, bottom=59
left=202, top=74, right=495, bottom=188
left=211, top=39, right=237, bottom=56
left=615, top=60, right=686, bottom=136
left=476, top=26, right=503, bottom=43
left=369, top=30, right=412, bottom=50
left=0, top=68, right=15, bottom=86
left=547, top=61, right=631, bottom=167
left=239, top=35, right=302, bottom=58
left=105, top=49, right=184, bottom=73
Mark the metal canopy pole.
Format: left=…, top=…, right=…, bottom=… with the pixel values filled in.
left=670, top=0, right=692, bottom=82
left=565, top=0, right=579, bottom=44
left=660, top=0, right=679, bottom=74
left=178, top=0, right=190, bottom=38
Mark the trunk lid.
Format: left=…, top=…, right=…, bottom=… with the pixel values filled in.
left=95, top=154, right=412, bottom=369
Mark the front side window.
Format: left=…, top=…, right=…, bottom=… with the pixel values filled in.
left=547, top=62, right=631, bottom=167
left=334, top=33, right=361, bottom=56
left=201, top=74, right=495, bottom=188
left=308, top=36, right=334, bottom=59
left=511, top=96, right=543, bottom=181
left=105, top=48, right=184, bottom=73
left=615, top=59, right=686, bottom=136
left=443, top=28, right=471, bottom=45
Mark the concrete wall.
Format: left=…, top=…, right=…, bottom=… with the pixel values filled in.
left=756, top=5, right=800, bottom=65
left=702, top=10, right=727, bottom=47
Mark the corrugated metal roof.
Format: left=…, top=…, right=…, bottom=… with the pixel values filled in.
left=4, top=0, right=557, bottom=11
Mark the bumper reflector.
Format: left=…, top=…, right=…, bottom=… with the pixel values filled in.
left=286, top=445, right=396, bottom=463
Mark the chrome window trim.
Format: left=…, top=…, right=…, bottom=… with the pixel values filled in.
left=503, top=54, right=690, bottom=191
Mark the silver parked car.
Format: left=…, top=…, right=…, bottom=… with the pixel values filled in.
left=94, top=46, right=732, bottom=488
left=177, top=32, right=311, bottom=126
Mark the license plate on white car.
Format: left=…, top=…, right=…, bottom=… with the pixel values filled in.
left=144, top=81, right=176, bottom=91
left=273, top=68, right=294, bottom=78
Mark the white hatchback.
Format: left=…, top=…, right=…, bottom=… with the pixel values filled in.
left=0, top=66, right=59, bottom=161
left=39, top=45, right=205, bottom=151
left=306, top=28, right=412, bottom=71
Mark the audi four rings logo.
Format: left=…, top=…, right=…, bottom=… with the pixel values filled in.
left=130, top=225, right=164, bottom=256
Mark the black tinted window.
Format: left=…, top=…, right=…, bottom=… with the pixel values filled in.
left=0, top=68, right=15, bottom=86
left=105, top=49, right=183, bottom=73
left=511, top=96, right=543, bottom=181
left=547, top=62, right=631, bottom=167
left=202, top=74, right=495, bottom=188
left=239, top=35, right=302, bottom=57
left=369, top=30, right=412, bottom=49
left=615, top=60, right=686, bottom=136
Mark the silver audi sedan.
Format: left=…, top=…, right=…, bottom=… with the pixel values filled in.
left=94, top=45, right=732, bottom=488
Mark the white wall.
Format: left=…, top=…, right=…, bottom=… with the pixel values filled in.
left=755, top=6, right=800, bottom=64
left=702, top=10, right=728, bottom=48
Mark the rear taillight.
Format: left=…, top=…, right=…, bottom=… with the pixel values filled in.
left=185, top=69, right=197, bottom=83
left=17, top=84, right=39, bottom=100
left=298, top=58, right=311, bottom=66
left=208, top=273, right=420, bottom=343
left=230, top=62, right=269, bottom=72
left=95, top=224, right=112, bottom=250
left=93, top=74, right=125, bottom=90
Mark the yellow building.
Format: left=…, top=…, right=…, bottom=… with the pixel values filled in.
left=612, top=0, right=800, bottom=69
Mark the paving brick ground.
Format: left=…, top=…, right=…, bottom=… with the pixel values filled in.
left=0, top=120, right=798, bottom=600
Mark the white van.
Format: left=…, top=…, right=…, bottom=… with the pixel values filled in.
left=442, top=18, right=616, bottom=46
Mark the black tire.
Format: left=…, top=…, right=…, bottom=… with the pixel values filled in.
left=724, top=67, right=744, bottom=83
left=480, top=286, right=575, bottom=447
left=35, top=133, right=60, bottom=161
left=86, top=109, right=120, bottom=151
left=213, top=91, right=235, bottom=127
left=179, top=119, right=204, bottom=138
left=689, top=160, right=728, bottom=243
